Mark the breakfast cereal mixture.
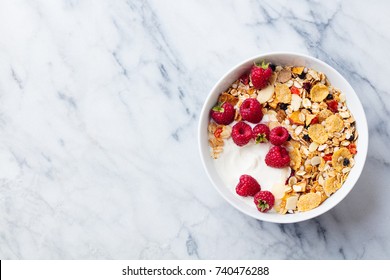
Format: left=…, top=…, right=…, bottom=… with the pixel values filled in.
left=208, top=62, right=358, bottom=214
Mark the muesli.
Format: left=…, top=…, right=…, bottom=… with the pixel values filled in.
left=208, top=62, right=358, bottom=214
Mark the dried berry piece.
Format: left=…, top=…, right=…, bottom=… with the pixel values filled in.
left=302, top=82, right=312, bottom=91
left=323, top=153, right=332, bottom=162
left=327, top=100, right=339, bottom=113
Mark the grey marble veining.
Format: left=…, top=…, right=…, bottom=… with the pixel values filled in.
left=0, top=0, right=389, bottom=259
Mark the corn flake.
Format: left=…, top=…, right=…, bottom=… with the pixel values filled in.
left=325, top=114, right=344, bottom=133
left=310, top=84, right=329, bottom=102
left=318, top=109, right=333, bottom=122
left=324, top=176, right=341, bottom=196
left=308, top=124, right=328, bottom=144
left=332, top=147, right=352, bottom=171
left=297, top=192, right=322, bottom=212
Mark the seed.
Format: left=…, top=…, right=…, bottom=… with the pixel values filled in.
left=295, top=126, right=304, bottom=135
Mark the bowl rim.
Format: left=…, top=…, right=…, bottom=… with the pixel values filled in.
left=198, top=51, right=368, bottom=223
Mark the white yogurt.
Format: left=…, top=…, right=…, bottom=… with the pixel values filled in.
left=214, top=137, right=290, bottom=207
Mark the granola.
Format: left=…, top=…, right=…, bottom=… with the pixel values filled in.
left=208, top=64, right=358, bottom=214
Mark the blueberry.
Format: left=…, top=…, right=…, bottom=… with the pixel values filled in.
left=326, top=94, right=333, bottom=100
left=303, top=134, right=310, bottom=141
left=343, top=158, right=350, bottom=166
left=347, top=135, right=354, bottom=141
left=287, top=134, right=292, bottom=141
left=269, top=63, right=276, bottom=71
left=298, top=72, right=306, bottom=79
left=280, top=103, right=288, bottom=110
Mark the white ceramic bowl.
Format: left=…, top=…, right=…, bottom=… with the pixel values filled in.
left=198, top=52, right=368, bottom=223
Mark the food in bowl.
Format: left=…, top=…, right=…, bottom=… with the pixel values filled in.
left=207, top=61, right=358, bottom=214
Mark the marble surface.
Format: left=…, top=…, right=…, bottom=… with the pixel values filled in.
left=0, top=0, right=389, bottom=259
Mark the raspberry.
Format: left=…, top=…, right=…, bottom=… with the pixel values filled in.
left=250, top=61, right=273, bottom=89
left=254, top=191, right=275, bottom=213
left=236, top=175, right=261, bottom=197
left=240, top=98, right=263, bottom=123
left=265, top=146, right=290, bottom=168
left=252, top=124, right=270, bottom=143
left=210, top=102, right=235, bottom=125
left=231, top=121, right=252, bottom=146
left=269, top=126, right=290, bottom=146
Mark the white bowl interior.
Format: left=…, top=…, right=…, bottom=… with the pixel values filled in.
left=198, top=52, right=368, bottom=223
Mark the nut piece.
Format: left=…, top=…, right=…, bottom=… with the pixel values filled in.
left=310, top=84, right=329, bottom=102
left=308, top=124, right=328, bottom=144
left=218, top=92, right=239, bottom=106
left=297, top=192, right=322, bottom=212
left=277, top=69, right=292, bottom=83
left=286, top=195, right=299, bottom=210
left=209, top=63, right=358, bottom=216
left=257, top=84, right=275, bottom=104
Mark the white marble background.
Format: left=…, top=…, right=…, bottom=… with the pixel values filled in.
left=0, top=0, right=389, bottom=259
